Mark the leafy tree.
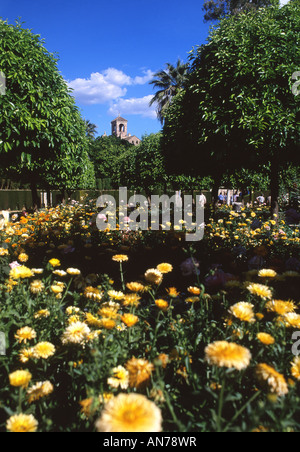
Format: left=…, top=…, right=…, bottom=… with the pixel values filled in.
left=84, top=120, right=97, bottom=139
left=162, top=2, right=300, bottom=216
left=0, top=20, right=95, bottom=207
left=149, top=59, right=189, bottom=124
left=202, top=0, right=272, bottom=22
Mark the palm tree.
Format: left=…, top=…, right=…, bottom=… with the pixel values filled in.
left=149, top=59, right=189, bottom=125
left=84, top=120, right=97, bottom=139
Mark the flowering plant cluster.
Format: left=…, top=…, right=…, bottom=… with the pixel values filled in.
left=0, top=202, right=299, bottom=432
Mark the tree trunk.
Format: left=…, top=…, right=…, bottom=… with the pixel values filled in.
left=270, top=155, right=280, bottom=220
left=30, top=180, right=41, bottom=211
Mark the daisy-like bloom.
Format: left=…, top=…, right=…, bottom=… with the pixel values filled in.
left=6, top=413, right=38, bottom=432
left=99, top=392, right=114, bottom=405
left=290, top=357, right=300, bottom=381
left=229, top=302, right=256, bottom=323
left=112, top=254, right=129, bottom=263
left=9, top=265, right=34, bottom=280
left=84, top=286, right=102, bottom=302
left=126, top=282, right=145, bottom=293
left=258, top=269, right=277, bottom=278
left=18, top=253, right=29, bottom=263
left=85, top=312, right=103, bottom=328
left=121, top=313, right=139, bottom=327
left=50, top=284, right=64, bottom=295
left=155, top=299, right=169, bottom=312
left=95, top=393, right=162, bottom=432
left=34, top=309, right=50, bottom=319
left=187, top=286, right=201, bottom=295
left=31, top=268, right=44, bottom=275
left=66, top=268, right=81, bottom=275
left=205, top=341, right=251, bottom=371
left=122, top=293, right=141, bottom=307
left=33, top=342, right=56, bottom=359
left=185, top=296, right=200, bottom=303
left=19, top=347, right=36, bottom=363
left=255, top=363, right=288, bottom=396
left=256, top=332, right=275, bottom=345
left=107, top=290, right=125, bottom=301
left=61, top=321, right=91, bottom=345
left=166, top=287, right=180, bottom=298
left=98, top=305, right=120, bottom=319
left=9, top=369, right=32, bottom=388
left=30, top=280, right=45, bottom=294
left=280, top=312, right=300, bottom=329
left=48, top=258, right=61, bottom=267
left=15, top=326, right=37, bottom=344
left=125, top=357, right=154, bottom=389
left=144, top=268, right=163, bottom=285
left=27, top=381, right=54, bottom=403
left=156, top=263, right=173, bottom=274
left=100, top=318, right=117, bottom=330
left=65, top=306, right=80, bottom=315
left=107, top=365, right=129, bottom=389
left=247, top=283, right=273, bottom=301
left=265, top=300, right=296, bottom=316
left=53, top=269, right=67, bottom=277
left=0, top=247, right=9, bottom=256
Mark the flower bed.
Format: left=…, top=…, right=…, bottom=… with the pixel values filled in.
left=0, top=201, right=300, bottom=432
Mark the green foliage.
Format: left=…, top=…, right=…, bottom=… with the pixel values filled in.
left=0, top=20, right=94, bottom=190
left=163, top=2, right=300, bottom=205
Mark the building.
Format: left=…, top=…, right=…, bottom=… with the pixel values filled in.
left=111, top=116, right=141, bottom=146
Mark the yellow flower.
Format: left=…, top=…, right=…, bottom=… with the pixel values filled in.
left=95, top=393, right=162, bottom=432
left=34, top=309, right=50, bottom=319
left=66, top=268, right=81, bottom=275
left=0, top=247, right=9, bottom=256
left=19, top=347, right=36, bottom=363
left=6, top=413, right=38, bottom=432
left=18, top=253, right=29, bottom=263
left=27, top=381, right=54, bottom=403
left=61, top=321, right=91, bottom=345
left=33, top=342, right=56, bottom=359
left=247, top=283, right=272, bottom=300
left=9, top=369, right=32, bottom=388
left=255, top=363, right=288, bottom=396
left=51, top=284, right=64, bottom=294
left=9, top=265, right=34, bottom=280
left=100, top=318, right=117, bottom=330
left=122, top=293, right=141, bottom=307
left=121, top=313, right=139, bottom=327
left=166, top=287, right=180, bottom=297
left=187, top=286, right=201, bottom=295
left=112, top=254, right=129, bottom=263
left=266, top=300, right=296, bottom=316
left=229, top=302, right=256, bottom=323
left=155, top=299, right=169, bottom=311
left=48, top=258, right=61, bottom=267
left=280, top=312, right=300, bottom=328
left=125, top=357, right=154, bottom=389
left=84, top=286, right=102, bottom=301
left=107, top=290, right=125, bottom=301
left=107, top=365, right=129, bottom=389
left=30, top=280, right=45, bottom=294
left=144, top=268, right=163, bottom=285
left=291, top=357, right=300, bottom=380
left=15, top=326, right=37, bottom=344
left=156, top=263, right=173, bottom=274
left=126, top=282, right=145, bottom=293
left=205, top=341, right=251, bottom=370
left=258, top=269, right=277, bottom=278
left=256, top=332, right=275, bottom=345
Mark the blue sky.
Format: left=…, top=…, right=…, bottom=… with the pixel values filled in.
left=1, top=0, right=212, bottom=139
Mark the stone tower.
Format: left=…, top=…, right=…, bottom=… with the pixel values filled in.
left=111, top=116, right=128, bottom=139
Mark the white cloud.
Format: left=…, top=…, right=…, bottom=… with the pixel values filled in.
left=67, top=68, right=154, bottom=105
left=109, top=95, right=157, bottom=119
